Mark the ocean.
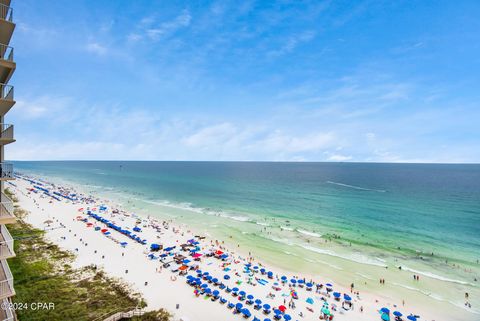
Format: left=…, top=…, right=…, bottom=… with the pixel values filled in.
left=12, top=161, right=480, bottom=315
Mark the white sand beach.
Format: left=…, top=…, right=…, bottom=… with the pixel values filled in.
left=9, top=175, right=443, bottom=321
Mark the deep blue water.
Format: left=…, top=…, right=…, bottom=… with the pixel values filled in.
left=13, top=161, right=480, bottom=263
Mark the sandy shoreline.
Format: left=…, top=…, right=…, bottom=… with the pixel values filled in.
left=8, top=175, right=473, bottom=321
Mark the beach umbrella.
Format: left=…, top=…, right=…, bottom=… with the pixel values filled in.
left=242, top=308, right=251, bottom=317
left=290, top=279, right=297, bottom=284
left=321, top=306, right=330, bottom=316
left=239, top=290, right=246, bottom=297
left=213, top=290, right=220, bottom=296
left=205, top=288, right=212, bottom=294
left=281, top=276, right=287, bottom=281
left=263, top=304, right=271, bottom=310
left=407, top=316, right=417, bottom=321
left=247, top=294, right=254, bottom=300
left=393, top=311, right=403, bottom=317
left=283, top=315, right=291, bottom=321
left=381, top=314, right=391, bottom=321
left=278, top=305, right=287, bottom=313
left=253, top=318, right=260, bottom=321
left=232, top=287, right=239, bottom=292
left=326, top=283, right=333, bottom=288
left=255, top=299, right=262, bottom=305
left=236, top=303, right=243, bottom=311
left=344, top=294, right=352, bottom=301
left=306, top=282, right=313, bottom=287
left=274, top=309, right=282, bottom=315
left=264, top=319, right=271, bottom=321
left=224, top=274, right=230, bottom=280
left=333, top=292, right=341, bottom=298
left=297, top=279, right=304, bottom=284
left=380, top=308, right=390, bottom=314
left=212, top=278, right=218, bottom=283
left=306, top=297, right=314, bottom=304
left=201, top=284, right=208, bottom=289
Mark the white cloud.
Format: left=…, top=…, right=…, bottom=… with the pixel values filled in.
left=146, top=10, right=192, bottom=40
left=86, top=42, right=108, bottom=55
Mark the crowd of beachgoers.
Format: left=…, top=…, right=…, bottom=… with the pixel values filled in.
left=8, top=173, right=435, bottom=321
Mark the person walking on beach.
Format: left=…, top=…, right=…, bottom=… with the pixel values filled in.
left=350, top=282, right=354, bottom=292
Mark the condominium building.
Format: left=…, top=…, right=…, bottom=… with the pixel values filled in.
left=0, top=0, right=16, bottom=320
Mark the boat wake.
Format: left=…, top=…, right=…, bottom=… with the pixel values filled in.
left=326, top=181, right=386, bottom=193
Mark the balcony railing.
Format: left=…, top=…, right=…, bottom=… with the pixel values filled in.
left=0, top=193, right=13, bottom=221
left=0, top=226, right=13, bottom=259
left=0, top=124, right=12, bottom=141
left=0, top=4, right=12, bottom=23
left=0, top=84, right=12, bottom=101
left=0, top=260, right=14, bottom=299
left=0, top=44, right=13, bottom=62
left=0, top=163, right=12, bottom=179
left=0, top=299, right=14, bottom=321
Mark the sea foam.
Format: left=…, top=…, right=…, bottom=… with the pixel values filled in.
left=301, top=245, right=387, bottom=267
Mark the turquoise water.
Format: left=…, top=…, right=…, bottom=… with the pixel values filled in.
left=14, top=161, right=480, bottom=264
left=13, top=161, right=480, bottom=318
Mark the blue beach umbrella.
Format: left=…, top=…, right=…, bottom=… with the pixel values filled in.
left=281, top=276, right=287, bottom=281
left=380, top=307, right=390, bottom=314
left=297, top=279, right=304, bottom=284
left=205, top=288, right=212, bottom=294
left=306, top=282, right=313, bottom=287
left=239, top=290, right=246, bottom=297
left=255, top=299, right=262, bottom=304
left=326, top=283, right=333, bottom=287
left=263, top=303, right=271, bottom=310
left=274, top=309, right=282, bottom=315
left=407, top=316, right=417, bottom=321
left=381, top=314, right=391, bottom=321
left=283, top=315, right=292, bottom=321
left=290, top=279, right=297, bottom=284
left=344, top=294, right=352, bottom=301
left=236, top=303, right=243, bottom=311
left=232, top=287, right=239, bottom=292
left=333, top=292, right=341, bottom=298
left=242, top=308, right=251, bottom=317
left=201, top=284, right=208, bottom=288
left=306, top=297, right=314, bottom=304
left=213, top=290, right=220, bottom=296
left=247, top=294, right=254, bottom=300
left=393, top=311, right=402, bottom=317
left=224, top=274, right=230, bottom=280
left=253, top=318, right=260, bottom=321
left=212, top=278, right=218, bottom=283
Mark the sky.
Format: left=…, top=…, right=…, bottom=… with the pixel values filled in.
left=7, top=0, right=480, bottom=162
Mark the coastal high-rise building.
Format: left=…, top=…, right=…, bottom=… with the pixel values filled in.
left=0, top=0, right=16, bottom=320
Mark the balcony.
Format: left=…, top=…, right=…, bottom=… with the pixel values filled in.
left=0, top=163, right=13, bottom=181
left=0, top=298, right=14, bottom=321
left=0, top=84, right=13, bottom=116
left=0, top=192, right=14, bottom=225
left=0, top=226, right=14, bottom=260
left=0, top=124, right=13, bottom=145
left=0, top=44, right=14, bottom=84
left=0, top=4, right=13, bottom=49
left=0, top=259, right=14, bottom=300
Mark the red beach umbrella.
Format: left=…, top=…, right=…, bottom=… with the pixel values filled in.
left=279, top=305, right=287, bottom=312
